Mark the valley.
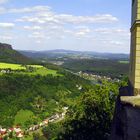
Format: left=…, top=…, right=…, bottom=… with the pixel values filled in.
left=0, top=43, right=129, bottom=140
left=0, top=61, right=91, bottom=139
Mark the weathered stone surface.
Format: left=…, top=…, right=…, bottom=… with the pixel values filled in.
left=129, top=0, right=140, bottom=93
left=110, top=94, right=140, bottom=140
left=0, top=43, right=12, bottom=50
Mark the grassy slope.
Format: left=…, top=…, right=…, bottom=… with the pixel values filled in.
left=14, top=110, right=35, bottom=126
left=30, top=68, right=59, bottom=76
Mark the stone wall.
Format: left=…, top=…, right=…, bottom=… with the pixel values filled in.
left=110, top=88, right=140, bottom=140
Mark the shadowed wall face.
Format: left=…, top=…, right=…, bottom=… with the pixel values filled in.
left=129, top=0, right=140, bottom=95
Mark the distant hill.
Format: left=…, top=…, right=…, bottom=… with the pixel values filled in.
left=19, top=49, right=129, bottom=77
left=20, top=49, right=129, bottom=60
left=0, top=43, right=33, bottom=64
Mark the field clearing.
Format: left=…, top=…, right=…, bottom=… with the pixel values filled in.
left=119, top=61, right=129, bottom=64
left=0, top=62, right=25, bottom=70
left=30, top=67, right=59, bottom=76
left=14, top=109, right=35, bottom=127
left=27, top=65, right=43, bottom=68
left=0, top=62, right=43, bottom=70
left=14, top=109, right=46, bottom=140
left=0, top=62, right=61, bottom=76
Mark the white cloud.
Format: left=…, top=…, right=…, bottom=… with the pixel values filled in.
left=24, top=26, right=42, bottom=30
left=94, top=28, right=130, bottom=39
left=16, top=13, right=118, bottom=25
left=74, top=27, right=91, bottom=37
left=0, top=0, right=8, bottom=4
left=9, top=6, right=51, bottom=13
left=0, top=7, right=5, bottom=13
left=32, top=32, right=41, bottom=35
left=110, top=41, right=124, bottom=45
left=0, top=35, right=12, bottom=40
left=36, top=40, right=41, bottom=43
left=0, top=4, right=129, bottom=53
left=12, top=6, right=118, bottom=25
left=56, top=14, right=118, bottom=24
left=94, top=28, right=128, bottom=34
left=28, top=32, right=45, bottom=39
left=0, top=5, right=118, bottom=25
left=75, top=31, right=87, bottom=36
left=0, top=22, right=15, bottom=29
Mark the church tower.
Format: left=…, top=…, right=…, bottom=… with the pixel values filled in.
left=129, top=0, right=140, bottom=95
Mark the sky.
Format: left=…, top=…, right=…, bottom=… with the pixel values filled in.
left=0, top=0, right=131, bottom=53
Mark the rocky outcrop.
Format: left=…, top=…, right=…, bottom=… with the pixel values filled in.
left=0, top=43, right=13, bottom=50
left=0, top=42, right=33, bottom=64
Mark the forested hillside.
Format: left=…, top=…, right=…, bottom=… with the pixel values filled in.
left=41, top=77, right=128, bottom=140
left=0, top=61, right=128, bottom=140
left=62, top=59, right=129, bottom=78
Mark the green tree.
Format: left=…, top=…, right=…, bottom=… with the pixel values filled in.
left=42, top=123, right=62, bottom=140
left=31, top=96, right=47, bottom=113
left=33, top=132, right=40, bottom=140
left=57, top=83, right=118, bottom=140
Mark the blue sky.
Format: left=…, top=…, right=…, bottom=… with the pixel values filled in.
left=0, top=0, right=131, bottom=53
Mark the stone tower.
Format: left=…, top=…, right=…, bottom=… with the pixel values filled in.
left=110, top=1, right=140, bottom=139
left=129, top=0, right=140, bottom=95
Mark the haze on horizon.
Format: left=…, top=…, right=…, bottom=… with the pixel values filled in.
left=0, top=0, right=131, bottom=53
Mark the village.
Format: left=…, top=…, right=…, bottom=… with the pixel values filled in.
left=0, top=107, right=68, bottom=140
left=77, top=71, right=120, bottom=83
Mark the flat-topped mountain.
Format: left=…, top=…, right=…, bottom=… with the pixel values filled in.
left=0, top=43, right=33, bottom=64
left=0, top=43, right=13, bottom=50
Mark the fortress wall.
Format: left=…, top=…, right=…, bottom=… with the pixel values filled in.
left=110, top=91, right=140, bottom=140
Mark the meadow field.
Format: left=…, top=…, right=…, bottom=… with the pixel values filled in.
left=0, top=62, right=26, bottom=70
left=119, top=61, right=129, bottom=64
left=0, top=62, right=60, bottom=76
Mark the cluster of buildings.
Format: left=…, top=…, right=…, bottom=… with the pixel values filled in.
left=49, top=107, right=68, bottom=122
left=0, top=119, right=49, bottom=140
left=28, top=107, right=68, bottom=132
left=28, top=119, right=49, bottom=132
left=77, top=71, right=120, bottom=82
left=0, top=107, right=68, bottom=140
left=0, top=69, right=11, bottom=74
left=0, top=126, right=23, bottom=140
